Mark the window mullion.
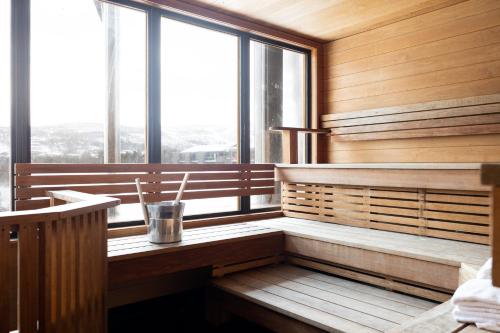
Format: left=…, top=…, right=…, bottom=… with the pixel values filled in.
left=147, top=8, right=162, bottom=163
left=239, top=33, right=250, bottom=213
left=10, top=0, right=31, bottom=210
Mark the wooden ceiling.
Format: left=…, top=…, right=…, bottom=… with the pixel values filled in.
left=180, top=0, right=467, bottom=42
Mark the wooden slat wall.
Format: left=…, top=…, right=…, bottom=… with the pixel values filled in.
left=323, top=0, right=500, bottom=163
left=282, top=182, right=491, bottom=244
left=14, top=163, right=275, bottom=211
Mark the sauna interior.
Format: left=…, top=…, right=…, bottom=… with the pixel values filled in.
left=1, top=0, right=500, bottom=332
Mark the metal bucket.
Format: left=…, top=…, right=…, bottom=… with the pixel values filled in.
left=146, top=202, right=184, bottom=244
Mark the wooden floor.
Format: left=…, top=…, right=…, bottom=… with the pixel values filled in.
left=213, top=264, right=437, bottom=333
left=251, top=217, right=490, bottom=267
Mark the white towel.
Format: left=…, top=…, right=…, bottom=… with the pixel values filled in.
left=452, top=279, right=500, bottom=307
left=453, top=307, right=500, bottom=322
left=478, top=258, right=493, bottom=280
left=477, top=322, right=500, bottom=332
left=456, top=301, right=500, bottom=312
left=457, top=305, right=500, bottom=315
left=451, top=258, right=500, bottom=331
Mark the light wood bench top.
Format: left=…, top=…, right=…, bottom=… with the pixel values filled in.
left=108, top=222, right=282, bottom=262
left=251, top=217, right=490, bottom=267
left=107, top=222, right=284, bottom=288
left=277, top=163, right=483, bottom=170
left=213, top=264, right=437, bottom=333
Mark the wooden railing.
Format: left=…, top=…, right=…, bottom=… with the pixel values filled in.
left=0, top=191, right=119, bottom=333
left=14, top=163, right=275, bottom=211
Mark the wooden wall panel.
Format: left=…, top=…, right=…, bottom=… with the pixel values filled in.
left=324, top=0, right=500, bottom=163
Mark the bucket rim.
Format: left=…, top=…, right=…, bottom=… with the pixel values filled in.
left=146, top=201, right=185, bottom=207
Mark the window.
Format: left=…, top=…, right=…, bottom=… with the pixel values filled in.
left=160, top=18, right=238, bottom=164
left=31, top=0, right=147, bottom=164
left=250, top=41, right=307, bottom=209
left=9, top=0, right=310, bottom=221
left=0, top=0, right=10, bottom=211
left=161, top=18, right=239, bottom=216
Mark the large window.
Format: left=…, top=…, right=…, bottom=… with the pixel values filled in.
left=6, top=0, right=310, bottom=220
left=31, top=0, right=147, bottom=164
left=0, top=0, right=10, bottom=211
left=250, top=41, right=307, bottom=209
left=161, top=18, right=239, bottom=215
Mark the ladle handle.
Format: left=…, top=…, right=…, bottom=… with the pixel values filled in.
left=174, top=173, right=190, bottom=206
left=135, top=178, right=149, bottom=225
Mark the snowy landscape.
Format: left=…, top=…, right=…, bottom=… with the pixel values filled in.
left=0, top=124, right=243, bottom=212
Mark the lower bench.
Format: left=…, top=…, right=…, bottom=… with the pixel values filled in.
left=211, top=264, right=438, bottom=333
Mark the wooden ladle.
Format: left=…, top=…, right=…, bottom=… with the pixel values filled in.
left=135, top=178, right=149, bottom=225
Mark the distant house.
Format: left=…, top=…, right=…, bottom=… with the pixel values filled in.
left=180, top=144, right=237, bottom=163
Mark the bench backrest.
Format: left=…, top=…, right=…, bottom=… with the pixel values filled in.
left=321, top=94, right=500, bottom=141
left=277, top=164, right=491, bottom=245
left=14, top=163, right=275, bottom=211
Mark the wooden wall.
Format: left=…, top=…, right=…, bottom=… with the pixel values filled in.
left=323, top=0, right=500, bottom=163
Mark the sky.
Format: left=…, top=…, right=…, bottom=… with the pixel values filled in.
left=30, top=0, right=144, bottom=127
left=27, top=0, right=238, bottom=129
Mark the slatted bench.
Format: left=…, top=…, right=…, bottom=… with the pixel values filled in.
left=107, top=222, right=283, bottom=305
left=250, top=217, right=490, bottom=301
left=10, top=163, right=285, bottom=309
left=209, top=163, right=493, bottom=332
left=270, top=163, right=492, bottom=299
left=9, top=162, right=496, bottom=332
left=212, top=264, right=438, bottom=333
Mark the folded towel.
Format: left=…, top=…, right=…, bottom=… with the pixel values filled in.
left=476, top=322, right=500, bottom=332
left=452, top=279, right=500, bottom=307
left=457, top=305, right=500, bottom=315
left=454, top=308, right=500, bottom=332
left=453, top=307, right=500, bottom=322
left=451, top=258, right=500, bottom=331
left=478, top=258, right=493, bottom=279
left=456, top=301, right=500, bottom=312
left=477, top=321, right=500, bottom=332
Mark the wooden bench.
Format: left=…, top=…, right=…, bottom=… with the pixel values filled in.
left=9, top=162, right=496, bottom=332
left=107, top=222, right=284, bottom=307
left=250, top=217, right=489, bottom=301
left=10, top=163, right=286, bottom=309
left=210, top=163, right=493, bottom=332
left=1, top=188, right=285, bottom=331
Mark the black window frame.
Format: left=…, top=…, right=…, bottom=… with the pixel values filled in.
left=10, top=0, right=312, bottom=225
